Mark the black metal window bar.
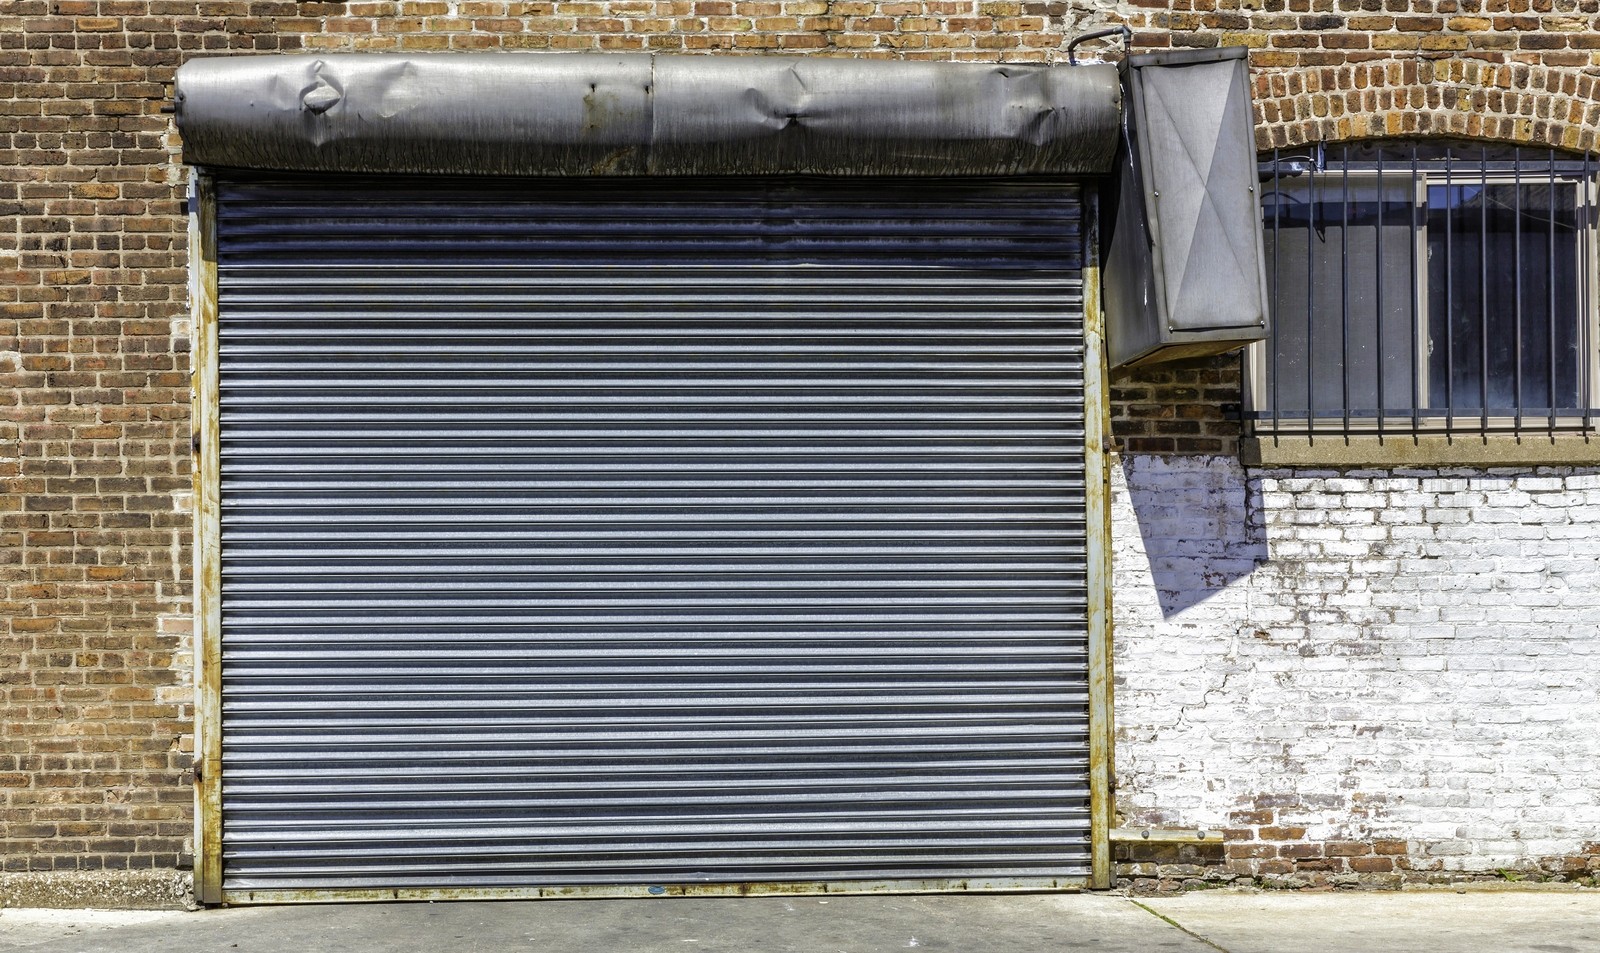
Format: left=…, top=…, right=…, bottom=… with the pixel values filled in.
left=1249, top=141, right=1599, bottom=439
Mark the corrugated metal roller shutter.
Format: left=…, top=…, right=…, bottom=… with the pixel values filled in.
left=214, top=175, right=1090, bottom=893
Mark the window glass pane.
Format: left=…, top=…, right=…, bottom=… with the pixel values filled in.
left=1262, top=175, right=1417, bottom=419
left=1426, top=181, right=1582, bottom=415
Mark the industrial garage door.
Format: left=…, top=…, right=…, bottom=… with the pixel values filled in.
left=211, top=175, right=1092, bottom=895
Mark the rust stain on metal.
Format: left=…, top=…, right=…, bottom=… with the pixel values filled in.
left=189, top=169, right=224, bottom=906
left=1080, top=190, right=1117, bottom=892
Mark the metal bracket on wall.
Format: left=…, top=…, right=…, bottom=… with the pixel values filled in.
left=1065, top=26, right=1132, bottom=66
left=1110, top=827, right=1223, bottom=844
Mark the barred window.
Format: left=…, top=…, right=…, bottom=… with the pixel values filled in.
left=1248, top=141, right=1599, bottom=437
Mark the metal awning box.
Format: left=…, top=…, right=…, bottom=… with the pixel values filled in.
left=1102, top=47, right=1271, bottom=369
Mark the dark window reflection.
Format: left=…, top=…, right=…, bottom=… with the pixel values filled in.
left=1426, top=183, right=1582, bottom=414
left=1263, top=177, right=1417, bottom=418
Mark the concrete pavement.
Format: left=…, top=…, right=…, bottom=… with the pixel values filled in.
left=2, top=890, right=1597, bottom=953
left=1138, top=891, right=1600, bottom=953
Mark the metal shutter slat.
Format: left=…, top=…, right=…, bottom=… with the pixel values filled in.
left=215, top=176, right=1089, bottom=894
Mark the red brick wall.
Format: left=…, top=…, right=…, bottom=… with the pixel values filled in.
left=2, top=2, right=295, bottom=876
left=1109, top=0, right=1600, bottom=153
left=1111, top=357, right=1242, bottom=456
left=3, top=1, right=1596, bottom=878
left=7, top=3, right=187, bottom=874
left=239, top=0, right=1100, bottom=58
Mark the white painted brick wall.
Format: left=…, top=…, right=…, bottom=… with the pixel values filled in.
left=1111, top=454, right=1600, bottom=879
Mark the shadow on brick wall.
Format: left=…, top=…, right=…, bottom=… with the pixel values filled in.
left=1116, top=454, right=1267, bottom=618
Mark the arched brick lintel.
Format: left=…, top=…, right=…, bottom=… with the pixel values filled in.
left=1247, top=56, right=1600, bottom=155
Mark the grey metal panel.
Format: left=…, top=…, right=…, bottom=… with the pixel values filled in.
left=1138, top=58, right=1263, bottom=331
left=1103, top=47, right=1270, bottom=367
left=1102, top=127, right=1163, bottom=367
left=174, top=53, right=1121, bottom=177
left=214, top=176, right=1089, bottom=891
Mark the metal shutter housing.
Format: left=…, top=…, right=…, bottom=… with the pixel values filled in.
left=211, top=175, right=1091, bottom=896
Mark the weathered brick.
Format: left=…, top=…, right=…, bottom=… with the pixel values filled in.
left=1115, top=457, right=1600, bottom=889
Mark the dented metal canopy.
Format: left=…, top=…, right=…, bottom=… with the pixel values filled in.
left=173, top=53, right=1122, bottom=177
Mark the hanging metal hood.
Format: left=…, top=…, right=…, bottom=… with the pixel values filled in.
left=173, top=53, right=1122, bottom=177
left=1102, top=47, right=1271, bottom=368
